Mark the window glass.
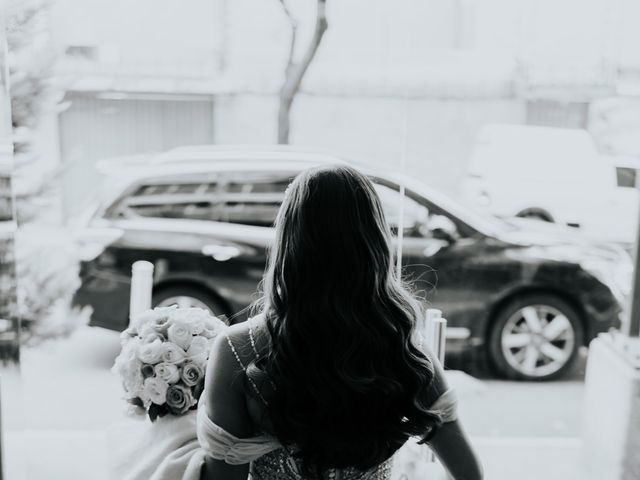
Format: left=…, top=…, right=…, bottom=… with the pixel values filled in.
left=0, top=173, right=12, bottom=221
left=106, top=180, right=221, bottom=221
left=374, top=183, right=431, bottom=238
left=617, top=167, right=637, bottom=188
left=220, top=172, right=294, bottom=227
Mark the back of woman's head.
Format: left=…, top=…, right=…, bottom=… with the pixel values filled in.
left=261, top=165, right=441, bottom=473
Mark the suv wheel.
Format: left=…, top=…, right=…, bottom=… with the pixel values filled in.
left=152, top=286, right=228, bottom=323
left=488, top=294, right=583, bottom=380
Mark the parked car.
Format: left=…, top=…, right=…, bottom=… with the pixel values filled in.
left=73, top=146, right=631, bottom=380
left=461, top=124, right=639, bottom=247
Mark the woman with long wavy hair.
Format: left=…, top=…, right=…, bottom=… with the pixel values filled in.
left=198, top=165, right=483, bottom=479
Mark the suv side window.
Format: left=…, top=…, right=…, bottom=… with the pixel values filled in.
left=373, top=183, right=430, bottom=238
left=219, top=172, right=295, bottom=227
left=105, top=178, right=223, bottom=221
left=374, top=181, right=461, bottom=240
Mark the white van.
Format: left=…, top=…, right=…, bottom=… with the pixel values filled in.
left=461, top=124, right=639, bottom=246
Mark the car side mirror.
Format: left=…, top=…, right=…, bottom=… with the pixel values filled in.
left=426, top=215, right=459, bottom=243
left=431, top=227, right=457, bottom=243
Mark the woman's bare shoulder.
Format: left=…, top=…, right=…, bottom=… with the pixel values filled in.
left=221, top=314, right=270, bottom=364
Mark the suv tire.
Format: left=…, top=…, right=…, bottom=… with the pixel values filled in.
left=488, top=293, right=583, bottom=380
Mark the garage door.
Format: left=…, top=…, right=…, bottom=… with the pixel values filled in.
left=58, top=92, right=215, bottom=217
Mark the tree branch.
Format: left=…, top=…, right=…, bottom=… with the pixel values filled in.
left=278, top=0, right=298, bottom=70
left=277, top=0, right=327, bottom=144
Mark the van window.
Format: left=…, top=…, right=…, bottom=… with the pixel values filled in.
left=0, top=173, right=12, bottom=222
left=219, top=172, right=295, bottom=227
left=105, top=180, right=222, bottom=221
left=617, top=167, right=637, bottom=188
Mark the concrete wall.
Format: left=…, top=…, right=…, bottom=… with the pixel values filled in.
left=213, top=93, right=525, bottom=195
left=49, top=0, right=221, bottom=69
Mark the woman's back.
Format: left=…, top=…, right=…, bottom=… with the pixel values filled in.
left=226, top=316, right=396, bottom=479
left=198, top=166, right=482, bottom=480
left=198, top=315, right=457, bottom=480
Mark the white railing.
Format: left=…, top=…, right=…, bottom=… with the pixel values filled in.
left=129, top=261, right=154, bottom=323
left=422, top=308, right=447, bottom=464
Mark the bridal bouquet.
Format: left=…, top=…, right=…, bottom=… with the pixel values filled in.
left=112, top=305, right=226, bottom=421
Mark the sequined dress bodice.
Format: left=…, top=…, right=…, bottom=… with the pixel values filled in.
left=250, top=448, right=393, bottom=480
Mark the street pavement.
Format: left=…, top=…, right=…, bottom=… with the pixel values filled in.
left=2, top=326, right=590, bottom=479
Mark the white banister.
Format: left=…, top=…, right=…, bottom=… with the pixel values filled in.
left=422, top=308, right=447, bottom=464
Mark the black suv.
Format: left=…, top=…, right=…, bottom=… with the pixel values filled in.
left=73, top=146, right=630, bottom=380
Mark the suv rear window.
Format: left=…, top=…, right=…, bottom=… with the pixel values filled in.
left=220, top=173, right=294, bottom=227
left=105, top=172, right=295, bottom=226
left=106, top=180, right=223, bottom=221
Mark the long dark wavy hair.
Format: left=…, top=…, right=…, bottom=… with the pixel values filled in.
left=257, top=165, right=441, bottom=474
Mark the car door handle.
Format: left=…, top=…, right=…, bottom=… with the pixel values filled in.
left=422, top=240, right=449, bottom=257
left=201, top=244, right=242, bottom=261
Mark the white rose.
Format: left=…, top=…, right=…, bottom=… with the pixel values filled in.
left=122, top=339, right=140, bottom=362
left=199, top=328, right=213, bottom=339
left=154, top=362, right=181, bottom=384
left=120, top=328, right=137, bottom=342
left=201, top=324, right=224, bottom=339
left=207, top=315, right=226, bottom=330
left=168, top=321, right=192, bottom=350
left=161, top=342, right=186, bottom=364
left=138, top=322, right=159, bottom=338
left=148, top=306, right=178, bottom=334
left=188, top=317, right=205, bottom=335
left=187, top=336, right=208, bottom=357
left=132, top=309, right=162, bottom=331
left=137, top=339, right=163, bottom=364
left=112, top=339, right=140, bottom=376
left=180, top=362, right=204, bottom=387
left=186, top=336, right=208, bottom=366
left=143, top=377, right=169, bottom=405
left=121, top=360, right=144, bottom=398
left=141, top=332, right=163, bottom=344
left=174, top=308, right=206, bottom=333
left=200, top=316, right=225, bottom=338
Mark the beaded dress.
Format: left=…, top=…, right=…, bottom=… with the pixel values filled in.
left=196, top=324, right=458, bottom=480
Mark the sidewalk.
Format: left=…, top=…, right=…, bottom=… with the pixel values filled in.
left=475, top=437, right=583, bottom=480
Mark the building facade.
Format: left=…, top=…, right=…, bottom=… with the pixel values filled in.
left=45, top=0, right=640, bottom=215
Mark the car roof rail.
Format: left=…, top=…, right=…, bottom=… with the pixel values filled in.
left=95, top=145, right=376, bottom=176
left=153, top=145, right=349, bottom=165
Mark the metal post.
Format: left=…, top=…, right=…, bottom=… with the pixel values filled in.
left=427, top=311, right=447, bottom=365
left=422, top=308, right=447, bottom=463
left=626, top=193, right=640, bottom=337
left=129, top=261, right=154, bottom=323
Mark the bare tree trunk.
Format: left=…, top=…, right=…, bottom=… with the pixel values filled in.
left=0, top=19, right=19, bottom=365
left=277, top=0, right=328, bottom=144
